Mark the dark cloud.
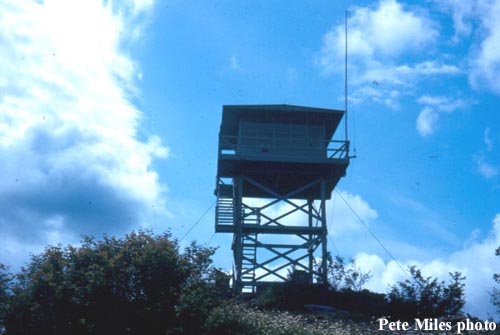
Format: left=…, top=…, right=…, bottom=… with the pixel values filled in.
left=0, top=1, right=167, bottom=266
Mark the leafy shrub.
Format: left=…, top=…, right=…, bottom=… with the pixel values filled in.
left=0, top=263, right=12, bottom=334
left=491, top=246, right=500, bottom=316
left=325, top=255, right=372, bottom=292
left=2, top=230, right=218, bottom=335
left=175, top=243, right=227, bottom=334
left=387, top=266, right=465, bottom=320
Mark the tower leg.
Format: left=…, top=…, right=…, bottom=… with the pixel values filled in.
left=320, top=178, right=328, bottom=285
left=233, top=176, right=243, bottom=292
left=308, top=199, right=314, bottom=284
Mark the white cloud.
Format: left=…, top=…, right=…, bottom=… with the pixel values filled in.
left=356, top=61, right=461, bottom=88
left=412, top=61, right=462, bottom=76
left=125, top=0, right=154, bottom=15
left=316, top=0, right=464, bottom=109
left=416, top=107, right=439, bottom=137
left=218, top=54, right=244, bottom=75
left=0, top=0, right=166, bottom=265
left=437, top=0, right=500, bottom=94
left=435, top=0, right=476, bottom=41
left=319, top=0, right=437, bottom=67
left=358, top=0, right=437, bottom=56
left=229, top=55, right=242, bottom=71
left=349, top=84, right=402, bottom=110
left=485, top=127, right=494, bottom=152
left=473, top=128, right=498, bottom=182
left=441, top=0, right=500, bottom=94
left=355, top=214, right=500, bottom=319
left=416, top=95, right=471, bottom=136
left=417, top=94, right=469, bottom=112
left=476, top=156, right=499, bottom=179
left=328, top=190, right=378, bottom=236
left=347, top=62, right=462, bottom=110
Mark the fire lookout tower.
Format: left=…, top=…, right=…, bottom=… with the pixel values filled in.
left=215, top=104, right=349, bottom=292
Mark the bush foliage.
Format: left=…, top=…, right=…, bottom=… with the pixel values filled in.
left=491, top=246, right=500, bottom=316
left=387, top=266, right=465, bottom=320
left=325, top=255, right=372, bottom=292
left=0, top=231, right=219, bottom=335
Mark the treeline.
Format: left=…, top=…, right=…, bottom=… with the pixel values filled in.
left=0, top=230, right=487, bottom=335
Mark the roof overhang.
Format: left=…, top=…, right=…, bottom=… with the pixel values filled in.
left=220, top=104, right=345, bottom=140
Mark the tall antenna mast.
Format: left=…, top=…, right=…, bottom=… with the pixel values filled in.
left=344, top=10, right=349, bottom=154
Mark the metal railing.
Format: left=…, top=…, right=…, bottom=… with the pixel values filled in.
left=218, top=134, right=349, bottom=160
left=326, top=140, right=350, bottom=159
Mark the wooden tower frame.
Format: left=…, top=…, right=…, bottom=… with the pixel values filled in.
left=215, top=105, right=349, bottom=292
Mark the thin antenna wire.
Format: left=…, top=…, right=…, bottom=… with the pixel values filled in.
left=334, top=189, right=411, bottom=280
left=344, top=10, right=349, bottom=154
left=327, top=192, right=340, bottom=256
left=328, top=234, right=340, bottom=257
left=179, top=200, right=216, bottom=243
left=207, top=232, right=216, bottom=246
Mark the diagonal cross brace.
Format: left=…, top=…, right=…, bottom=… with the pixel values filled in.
left=242, top=175, right=323, bottom=219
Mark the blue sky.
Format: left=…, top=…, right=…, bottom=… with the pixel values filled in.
left=1, top=0, right=500, bottom=319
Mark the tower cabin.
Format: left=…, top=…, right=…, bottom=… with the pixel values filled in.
left=216, top=104, right=349, bottom=204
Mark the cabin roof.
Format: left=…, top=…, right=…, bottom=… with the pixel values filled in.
left=220, top=104, right=344, bottom=140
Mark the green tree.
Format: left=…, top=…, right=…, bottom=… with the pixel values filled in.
left=387, top=266, right=465, bottom=319
left=3, top=230, right=218, bottom=335
left=0, top=263, right=12, bottom=334
left=325, top=254, right=372, bottom=292
left=175, top=242, right=224, bottom=334
left=491, top=246, right=500, bottom=315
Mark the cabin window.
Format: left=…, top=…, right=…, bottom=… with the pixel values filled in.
left=238, top=121, right=325, bottom=158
